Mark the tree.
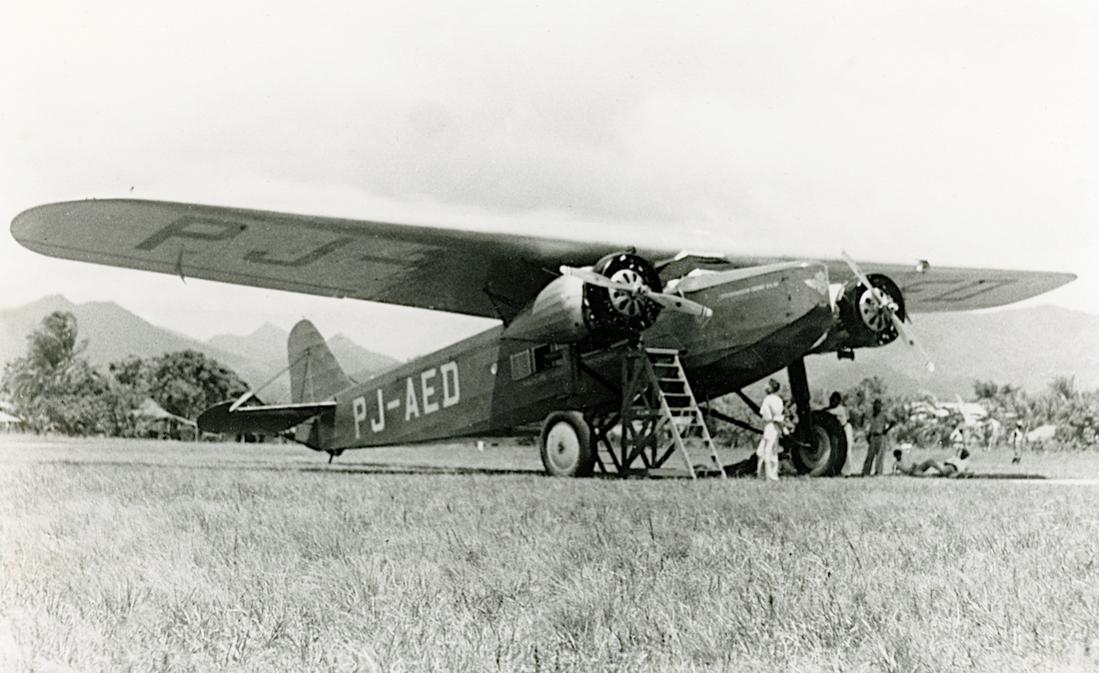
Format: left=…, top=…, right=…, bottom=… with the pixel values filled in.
left=1049, top=376, right=1076, bottom=402
left=144, top=350, right=248, bottom=421
left=2, top=311, right=100, bottom=433
left=844, top=377, right=889, bottom=431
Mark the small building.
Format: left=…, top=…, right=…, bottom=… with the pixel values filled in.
left=132, top=399, right=197, bottom=440
left=0, top=410, right=26, bottom=433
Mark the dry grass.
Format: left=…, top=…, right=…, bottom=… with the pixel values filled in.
left=1, top=435, right=1098, bottom=672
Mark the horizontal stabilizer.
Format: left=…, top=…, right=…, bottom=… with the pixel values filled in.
left=197, top=399, right=336, bottom=435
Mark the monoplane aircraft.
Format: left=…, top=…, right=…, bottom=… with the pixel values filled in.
left=11, top=200, right=1075, bottom=477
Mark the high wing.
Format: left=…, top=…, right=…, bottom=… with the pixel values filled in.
left=828, top=261, right=1075, bottom=313
left=11, top=199, right=671, bottom=322
left=12, top=199, right=1074, bottom=318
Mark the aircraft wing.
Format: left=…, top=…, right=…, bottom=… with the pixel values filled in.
left=197, top=400, right=336, bottom=435
left=12, top=199, right=1074, bottom=319
left=820, top=261, right=1076, bottom=313
left=11, top=199, right=671, bottom=321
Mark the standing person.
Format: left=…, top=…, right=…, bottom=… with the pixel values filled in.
left=949, top=424, right=967, bottom=454
left=861, top=399, right=892, bottom=476
left=756, top=379, right=784, bottom=481
left=825, top=391, right=855, bottom=474
left=1008, top=421, right=1026, bottom=464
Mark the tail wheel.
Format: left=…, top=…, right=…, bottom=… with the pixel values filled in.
left=790, top=410, right=848, bottom=477
left=540, top=411, right=595, bottom=477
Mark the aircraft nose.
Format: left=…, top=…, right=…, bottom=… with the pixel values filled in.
left=785, top=262, right=832, bottom=318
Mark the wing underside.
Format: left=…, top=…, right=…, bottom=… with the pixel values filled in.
left=11, top=199, right=1074, bottom=317
left=822, top=261, right=1076, bottom=313
left=11, top=199, right=667, bottom=322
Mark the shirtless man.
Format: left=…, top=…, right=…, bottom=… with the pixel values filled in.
left=893, top=448, right=971, bottom=477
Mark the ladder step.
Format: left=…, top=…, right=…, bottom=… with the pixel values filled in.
left=616, top=347, right=725, bottom=479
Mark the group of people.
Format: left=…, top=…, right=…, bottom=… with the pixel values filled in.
left=753, top=382, right=973, bottom=480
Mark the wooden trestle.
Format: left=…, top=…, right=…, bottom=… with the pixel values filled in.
left=589, top=347, right=725, bottom=478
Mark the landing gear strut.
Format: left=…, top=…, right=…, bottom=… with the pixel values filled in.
left=783, top=358, right=847, bottom=476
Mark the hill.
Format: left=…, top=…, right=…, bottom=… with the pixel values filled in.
left=0, top=296, right=401, bottom=403
left=806, top=305, right=1099, bottom=397
left=0, top=295, right=250, bottom=372
left=207, top=322, right=289, bottom=365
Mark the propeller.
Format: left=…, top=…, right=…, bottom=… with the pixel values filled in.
left=841, top=251, right=935, bottom=373
left=560, top=265, right=713, bottom=321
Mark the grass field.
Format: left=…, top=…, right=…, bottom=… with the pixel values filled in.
left=2, top=435, right=1098, bottom=672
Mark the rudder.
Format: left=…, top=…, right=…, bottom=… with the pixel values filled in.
left=288, top=320, right=354, bottom=403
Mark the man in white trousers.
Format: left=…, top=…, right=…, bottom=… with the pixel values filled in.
left=757, top=379, right=784, bottom=481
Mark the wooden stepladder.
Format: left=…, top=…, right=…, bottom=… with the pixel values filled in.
left=592, top=346, right=725, bottom=478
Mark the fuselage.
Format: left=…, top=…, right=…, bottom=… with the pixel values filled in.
left=323, top=260, right=833, bottom=451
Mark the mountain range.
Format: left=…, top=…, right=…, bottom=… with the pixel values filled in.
left=0, top=295, right=401, bottom=403
left=805, top=305, right=1099, bottom=397
left=1, top=295, right=1097, bottom=401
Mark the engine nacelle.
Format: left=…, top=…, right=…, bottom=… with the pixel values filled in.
left=813, top=273, right=907, bottom=353
left=501, top=252, right=664, bottom=343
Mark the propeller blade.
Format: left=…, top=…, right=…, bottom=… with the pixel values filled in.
left=843, top=251, right=934, bottom=372
left=559, top=265, right=633, bottom=292
left=644, top=289, right=714, bottom=320
left=840, top=250, right=878, bottom=303
left=562, top=265, right=714, bottom=321
left=888, top=311, right=936, bottom=372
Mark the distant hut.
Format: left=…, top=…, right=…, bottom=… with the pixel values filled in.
left=0, top=410, right=26, bottom=433
left=1026, top=424, right=1057, bottom=448
left=132, top=399, right=197, bottom=440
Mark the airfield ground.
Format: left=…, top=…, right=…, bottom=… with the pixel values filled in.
left=1, top=435, right=1097, bottom=672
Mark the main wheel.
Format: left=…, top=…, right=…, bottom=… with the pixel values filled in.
left=789, top=410, right=848, bottom=477
left=539, top=411, right=595, bottom=477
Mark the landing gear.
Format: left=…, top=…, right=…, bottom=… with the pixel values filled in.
left=788, top=410, right=846, bottom=476
left=539, top=411, right=595, bottom=477
left=784, top=358, right=847, bottom=476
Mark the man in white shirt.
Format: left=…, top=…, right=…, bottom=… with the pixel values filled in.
left=756, top=379, right=784, bottom=481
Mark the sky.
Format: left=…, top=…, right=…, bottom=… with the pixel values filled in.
left=1, top=0, right=1096, bottom=359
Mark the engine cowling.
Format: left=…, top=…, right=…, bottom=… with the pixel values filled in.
left=501, top=252, right=664, bottom=343
left=814, top=273, right=907, bottom=353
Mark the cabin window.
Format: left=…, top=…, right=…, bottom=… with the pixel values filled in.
left=510, top=345, right=566, bottom=381
left=533, top=344, right=564, bottom=371
left=510, top=350, right=533, bottom=380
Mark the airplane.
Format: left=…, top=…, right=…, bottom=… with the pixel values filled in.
left=11, top=199, right=1075, bottom=477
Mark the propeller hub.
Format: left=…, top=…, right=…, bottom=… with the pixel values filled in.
left=582, top=252, right=664, bottom=334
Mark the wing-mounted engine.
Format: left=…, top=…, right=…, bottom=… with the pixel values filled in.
left=582, top=252, right=664, bottom=334
left=813, top=253, right=935, bottom=371
left=824, top=273, right=907, bottom=350
left=501, top=251, right=710, bottom=343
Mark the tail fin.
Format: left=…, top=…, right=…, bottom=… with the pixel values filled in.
left=288, top=320, right=353, bottom=403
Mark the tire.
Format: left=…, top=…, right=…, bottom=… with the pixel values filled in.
left=789, top=410, right=848, bottom=477
left=539, top=411, right=595, bottom=477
